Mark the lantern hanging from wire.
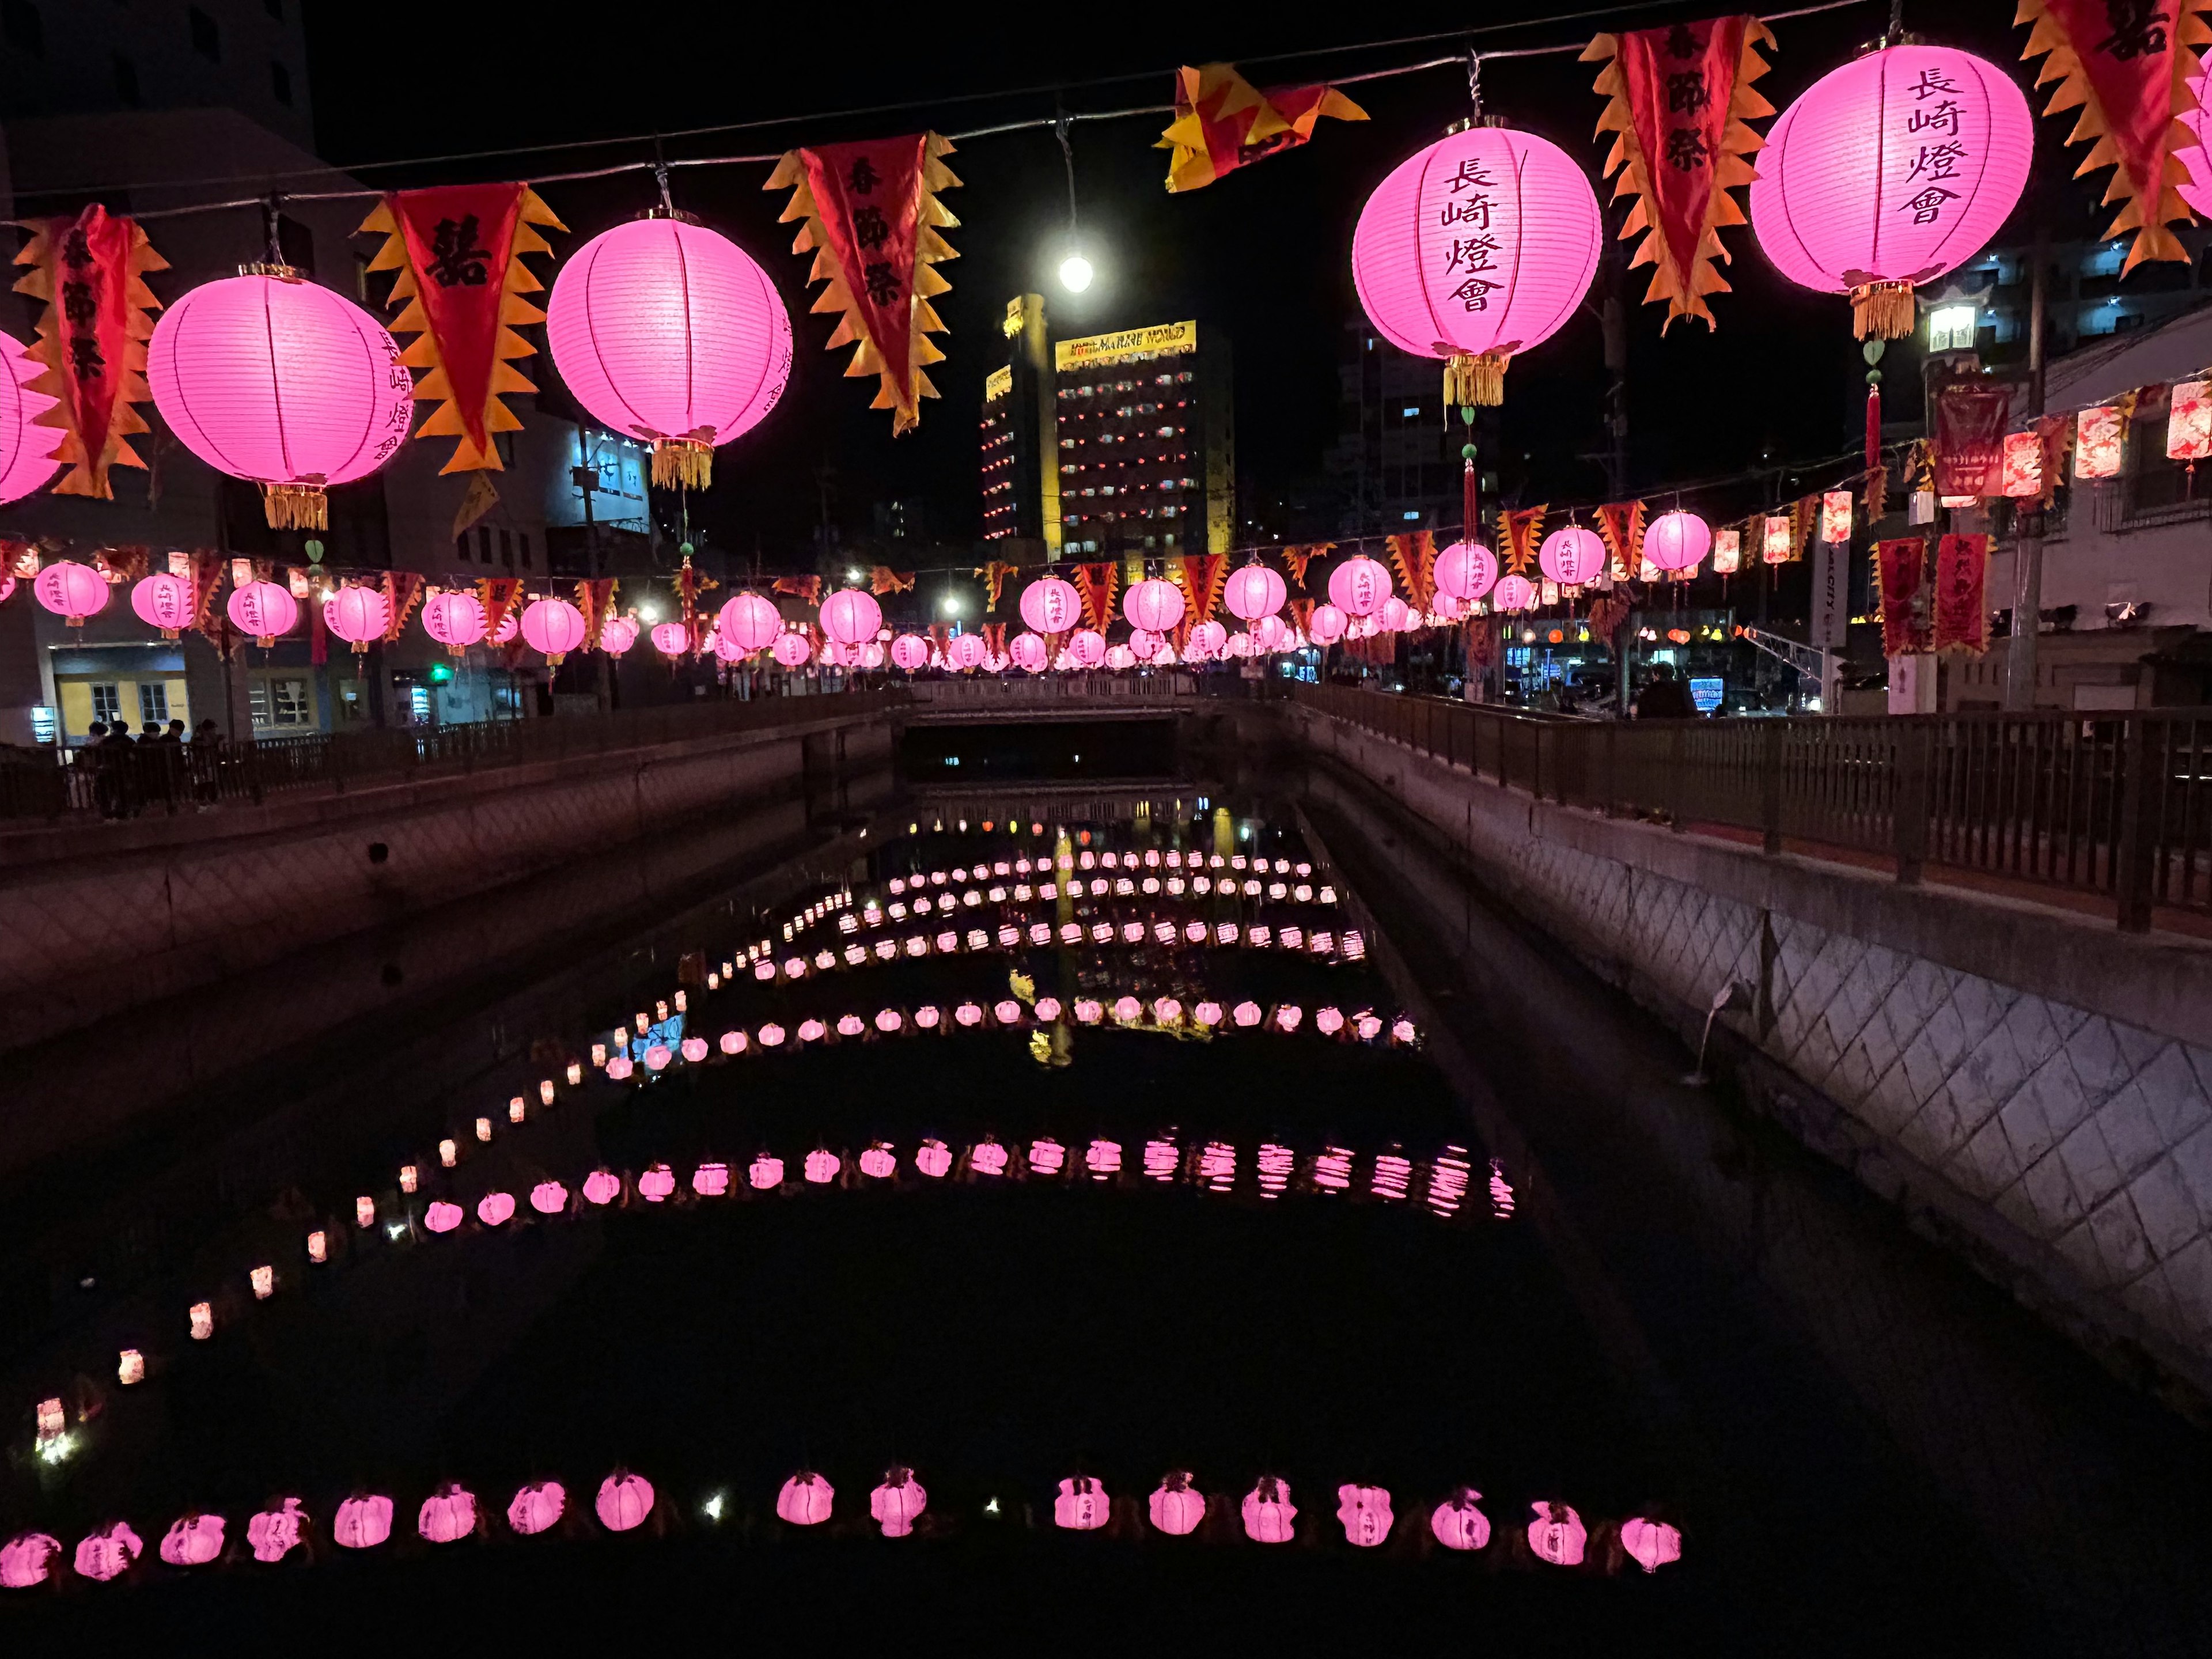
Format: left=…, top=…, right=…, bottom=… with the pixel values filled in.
left=819, top=587, right=882, bottom=647
left=422, top=589, right=486, bottom=654
left=1644, top=510, right=1711, bottom=573
left=1327, top=555, right=1392, bottom=618
left=650, top=620, right=690, bottom=660
left=1538, top=524, right=1604, bottom=588
left=1123, top=577, right=1186, bottom=634
left=323, top=583, right=390, bottom=654
left=33, top=561, right=108, bottom=626
left=148, top=268, right=413, bottom=529
left=891, top=632, right=930, bottom=671
left=228, top=579, right=298, bottom=647
left=131, top=571, right=196, bottom=637
left=0, top=328, right=60, bottom=504
left=1019, top=574, right=1082, bottom=633
left=718, top=591, right=781, bottom=653
left=520, top=596, right=587, bottom=664
left=1223, top=563, right=1286, bottom=622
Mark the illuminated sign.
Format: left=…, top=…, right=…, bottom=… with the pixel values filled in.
left=983, top=365, right=1012, bottom=402
left=1055, top=320, right=1198, bottom=370
left=1690, top=677, right=1725, bottom=714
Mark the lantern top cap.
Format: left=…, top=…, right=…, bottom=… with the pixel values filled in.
left=641, top=206, right=702, bottom=225
left=236, top=263, right=304, bottom=282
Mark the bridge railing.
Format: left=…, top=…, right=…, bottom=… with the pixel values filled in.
left=0, top=690, right=908, bottom=824
left=1289, top=683, right=2212, bottom=931
left=904, top=673, right=1196, bottom=707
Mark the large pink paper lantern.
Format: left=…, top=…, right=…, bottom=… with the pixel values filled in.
left=718, top=591, right=782, bottom=653
left=1749, top=44, right=2031, bottom=336
left=131, top=571, right=196, bottom=637
left=1434, top=540, right=1497, bottom=601
left=147, top=271, right=412, bottom=529
left=819, top=587, right=882, bottom=646
left=1645, top=510, right=1710, bottom=573
left=1187, top=618, right=1227, bottom=657
left=1067, top=628, right=1106, bottom=668
left=1009, top=631, right=1048, bottom=671
left=770, top=631, right=812, bottom=668
left=0, top=328, right=60, bottom=503
left=228, top=579, right=298, bottom=647
left=324, top=584, right=389, bottom=654
left=1539, top=525, right=1604, bottom=587
left=1018, top=575, right=1082, bottom=634
left=422, top=589, right=485, bottom=654
left=1307, top=603, right=1347, bottom=645
left=650, top=620, right=691, bottom=659
left=1123, top=577, right=1185, bottom=633
left=600, top=615, right=639, bottom=655
left=1353, top=125, right=1601, bottom=407
left=1327, top=555, right=1391, bottom=617
left=546, top=217, right=792, bottom=488
left=34, top=562, right=108, bottom=626
left=520, top=596, right=587, bottom=664
left=948, top=632, right=986, bottom=671
left=890, top=632, right=930, bottom=671
left=1224, top=563, right=1286, bottom=622
left=1493, top=574, right=1536, bottom=613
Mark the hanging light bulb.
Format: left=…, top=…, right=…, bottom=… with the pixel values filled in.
left=1059, top=252, right=1094, bottom=293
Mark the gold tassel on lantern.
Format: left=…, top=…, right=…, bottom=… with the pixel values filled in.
left=262, top=482, right=328, bottom=530
left=652, top=436, right=713, bottom=490
left=1850, top=281, right=1915, bottom=342
left=1443, top=350, right=1510, bottom=408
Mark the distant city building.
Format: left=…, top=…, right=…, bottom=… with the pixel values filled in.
left=1054, top=319, right=1233, bottom=562
left=1322, top=317, right=1466, bottom=539
left=979, top=294, right=1059, bottom=558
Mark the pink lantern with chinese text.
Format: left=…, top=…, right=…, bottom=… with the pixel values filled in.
left=73, top=1522, right=141, bottom=1582
left=891, top=632, right=930, bottom=671
left=1492, top=574, right=1536, bottom=613
left=520, top=596, right=587, bottom=664
left=476, top=1191, right=516, bottom=1226
left=948, top=632, right=986, bottom=671
left=1336, top=1484, right=1393, bottom=1548
left=546, top=218, right=792, bottom=488
left=418, top=1485, right=477, bottom=1544
left=225, top=579, right=297, bottom=647
left=777, top=1473, right=835, bottom=1527
left=1644, top=510, right=1710, bottom=573
left=1433, top=540, right=1497, bottom=602
left=507, top=1482, right=565, bottom=1536
left=34, top=562, right=108, bottom=626
left=1128, top=627, right=1161, bottom=661
left=1, top=1532, right=59, bottom=1588
left=530, top=1180, right=568, bottom=1214
left=1224, top=563, right=1286, bottom=622
left=1353, top=124, right=1601, bottom=408
left=1067, top=628, right=1106, bottom=668
left=247, top=1499, right=305, bottom=1563
left=650, top=620, right=691, bottom=660
left=1539, top=525, right=1604, bottom=587
left=1327, top=555, right=1391, bottom=617
left=1009, top=630, right=1048, bottom=671
left=600, top=615, right=639, bottom=655
left=332, top=1494, right=393, bottom=1551
left=1187, top=618, right=1227, bottom=658
left=148, top=271, right=413, bottom=528
left=1019, top=575, right=1081, bottom=633
left=1123, top=577, right=1185, bottom=633
left=131, top=571, right=195, bottom=637
left=158, top=1513, right=225, bottom=1567
left=771, top=631, right=812, bottom=668
left=819, top=587, right=881, bottom=646
left=1527, top=1501, right=1586, bottom=1566
left=1431, top=1489, right=1490, bottom=1552
left=1055, top=1477, right=1110, bottom=1531
left=0, top=328, right=60, bottom=503
left=323, top=584, right=390, bottom=654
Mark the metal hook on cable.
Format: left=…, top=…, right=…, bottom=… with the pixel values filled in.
left=1467, top=48, right=1484, bottom=120
left=260, top=195, right=286, bottom=267
left=1054, top=107, right=1080, bottom=233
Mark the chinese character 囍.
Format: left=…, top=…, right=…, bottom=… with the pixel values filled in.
left=425, top=215, right=491, bottom=287
left=2094, top=0, right=2169, bottom=59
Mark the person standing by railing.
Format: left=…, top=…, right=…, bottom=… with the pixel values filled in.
left=189, top=718, right=227, bottom=810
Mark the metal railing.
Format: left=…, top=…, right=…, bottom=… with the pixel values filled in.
left=906, top=673, right=1197, bottom=707
left=0, top=690, right=907, bottom=824
left=1290, top=683, right=2212, bottom=930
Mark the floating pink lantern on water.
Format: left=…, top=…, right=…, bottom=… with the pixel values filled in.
left=130, top=571, right=195, bottom=637
left=870, top=1468, right=927, bottom=1538
left=819, top=587, right=881, bottom=647
left=520, top=596, right=587, bottom=664
left=1643, top=510, right=1710, bottom=574
left=546, top=218, right=792, bottom=489
left=507, top=1482, right=565, bottom=1536
left=771, top=631, right=812, bottom=668
left=149, top=270, right=412, bottom=528
left=1241, top=1478, right=1297, bottom=1544
left=596, top=1471, right=654, bottom=1533
left=1539, top=525, right=1604, bottom=588
left=422, top=589, right=485, bottom=654
left=890, top=632, right=930, bottom=671
left=0, top=328, right=59, bottom=503
left=324, top=584, right=390, bottom=654
left=1019, top=575, right=1082, bottom=633
left=33, top=561, right=108, bottom=626
left=1306, top=604, right=1347, bottom=646
left=1327, top=555, right=1391, bottom=618
left=1123, top=576, right=1185, bottom=634
left=1622, top=1516, right=1682, bottom=1573
left=1009, top=631, right=1048, bottom=672
left=1431, top=1489, right=1490, bottom=1551
left=1055, top=1477, right=1110, bottom=1531
left=777, top=1474, right=835, bottom=1527
left=158, top=1513, right=225, bottom=1567
left=650, top=620, right=691, bottom=659
left=332, top=1494, right=393, bottom=1551
left=1353, top=123, right=1601, bottom=409
left=600, top=615, right=639, bottom=655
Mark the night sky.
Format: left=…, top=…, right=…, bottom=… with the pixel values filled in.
left=303, top=1, right=2082, bottom=563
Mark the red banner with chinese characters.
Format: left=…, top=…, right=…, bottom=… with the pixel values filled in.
left=1933, top=380, right=2012, bottom=498
left=1386, top=531, right=1437, bottom=611
left=381, top=571, right=424, bottom=643
left=1876, top=537, right=1933, bottom=656
left=478, top=577, right=524, bottom=654
left=359, top=184, right=563, bottom=473
left=1177, top=552, right=1226, bottom=623
left=1072, top=562, right=1119, bottom=634
left=768, top=134, right=960, bottom=434
left=1595, top=501, right=1646, bottom=580
left=1158, top=64, right=1369, bottom=192
left=1582, top=17, right=1774, bottom=331
left=10, top=206, right=166, bottom=499
left=2017, top=0, right=2209, bottom=270
left=1933, top=532, right=1991, bottom=654
left=576, top=578, right=615, bottom=652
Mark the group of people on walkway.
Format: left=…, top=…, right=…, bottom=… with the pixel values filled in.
left=75, top=719, right=226, bottom=817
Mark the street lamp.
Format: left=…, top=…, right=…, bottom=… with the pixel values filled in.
left=1059, top=253, right=1094, bottom=293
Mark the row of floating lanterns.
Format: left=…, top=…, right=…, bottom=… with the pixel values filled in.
left=1, top=1476, right=1677, bottom=1581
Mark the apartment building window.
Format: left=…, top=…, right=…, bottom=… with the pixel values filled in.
left=90, top=684, right=122, bottom=726
left=138, top=683, right=169, bottom=726
left=2, top=0, right=43, bottom=56
left=188, top=6, right=220, bottom=60
left=249, top=677, right=310, bottom=728
left=517, top=532, right=532, bottom=570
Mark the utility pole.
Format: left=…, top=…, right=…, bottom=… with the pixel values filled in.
left=2005, top=229, right=2048, bottom=710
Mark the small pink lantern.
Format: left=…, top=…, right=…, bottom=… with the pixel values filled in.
left=595, top=1471, right=654, bottom=1533
left=777, top=1473, right=834, bottom=1527
left=1055, top=1477, right=1110, bottom=1531
left=34, top=562, right=108, bottom=626
left=1377, top=596, right=1409, bottom=632
left=1643, top=510, right=1710, bottom=573
left=600, top=615, right=639, bottom=655
left=1539, top=525, right=1604, bottom=588
left=820, top=587, right=882, bottom=646
left=1224, top=563, right=1286, bottom=622
left=546, top=218, right=793, bottom=489
left=1527, top=1501, right=1586, bottom=1566
left=491, top=611, right=518, bottom=645
left=332, top=1494, right=393, bottom=1551
left=638, top=1165, right=677, bottom=1200
left=715, top=591, right=781, bottom=654
left=1431, top=1489, right=1490, bottom=1552
left=1252, top=614, right=1291, bottom=653
left=1336, top=1484, right=1393, bottom=1548
left=1187, top=619, right=1228, bottom=657
left=870, top=1468, right=927, bottom=1538
left=323, top=584, right=391, bottom=655
left=1105, top=644, right=1137, bottom=671
left=1241, top=1478, right=1297, bottom=1544
left=747, top=1153, right=783, bottom=1190
left=1751, top=45, right=2032, bottom=337
left=582, top=1169, right=622, bottom=1205
left=859, top=1143, right=896, bottom=1179
left=418, top=1485, right=477, bottom=1544
left=1433, top=540, right=1498, bottom=602
left=148, top=270, right=413, bottom=529
left=1327, top=555, right=1391, bottom=618
left=650, top=620, right=691, bottom=659
left=948, top=632, right=986, bottom=671
left=74, top=1522, right=142, bottom=1582
left=530, top=1180, right=567, bottom=1214
left=1123, top=577, right=1185, bottom=633
left=1, top=1532, right=60, bottom=1588
left=713, top=629, right=747, bottom=663
left=247, top=1499, right=306, bottom=1563
left=804, top=1148, right=840, bottom=1184
left=131, top=571, right=196, bottom=637
left=224, top=579, right=298, bottom=648
left=1492, top=574, right=1536, bottom=613
left=1019, top=575, right=1082, bottom=633
left=1306, top=604, right=1347, bottom=645
left=158, top=1513, right=225, bottom=1567
left=1149, top=1474, right=1205, bottom=1537
left=424, top=1200, right=463, bottom=1233
left=520, top=596, right=587, bottom=664
left=0, top=327, right=60, bottom=503
left=771, top=631, right=812, bottom=668
left=1353, top=124, right=1601, bottom=407
left=915, top=1139, right=953, bottom=1179
left=1009, top=631, right=1048, bottom=672
left=477, top=1191, right=516, bottom=1227
left=507, top=1482, right=566, bottom=1536
left=1128, top=627, right=1161, bottom=661
left=890, top=632, right=930, bottom=671
left=1067, top=628, right=1107, bottom=668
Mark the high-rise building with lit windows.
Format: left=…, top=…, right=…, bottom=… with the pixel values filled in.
left=1053, top=321, right=1233, bottom=562
left=979, top=294, right=1060, bottom=558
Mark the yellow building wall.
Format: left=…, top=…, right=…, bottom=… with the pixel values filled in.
left=55, top=676, right=190, bottom=740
